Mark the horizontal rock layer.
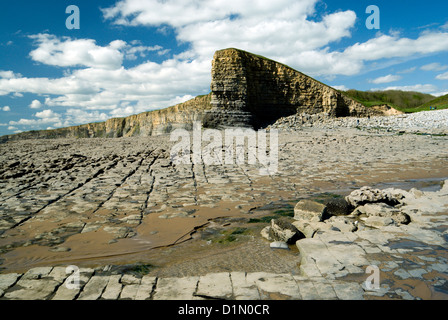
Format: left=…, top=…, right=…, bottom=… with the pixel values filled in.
left=204, top=48, right=382, bottom=129
left=0, top=94, right=212, bottom=143
left=1, top=48, right=384, bottom=142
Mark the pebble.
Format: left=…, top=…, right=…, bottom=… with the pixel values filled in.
left=269, top=109, right=448, bottom=135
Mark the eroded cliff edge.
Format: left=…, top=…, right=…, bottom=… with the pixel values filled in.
left=203, top=48, right=382, bottom=129
left=1, top=48, right=383, bottom=143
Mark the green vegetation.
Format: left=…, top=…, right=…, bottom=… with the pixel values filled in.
left=342, top=89, right=435, bottom=113
left=119, top=264, right=155, bottom=276
left=248, top=216, right=277, bottom=224
left=214, top=227, right=250, bottom=244
left=409, top=94, right=448, bottom=112
left=313, top=192, right=344, bottom=205
left=248, top=203, right=295, bottom=224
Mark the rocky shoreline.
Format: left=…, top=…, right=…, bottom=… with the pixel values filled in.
left=268, top=109, right=448, bottom=135
left=0, top=181, right=447, bottom=300
left=1, top=127, right=447, bottom=300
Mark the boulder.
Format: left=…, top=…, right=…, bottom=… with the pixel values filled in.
left=409, top=188, right=424, bottom=199
left=260, top=226, right=273, bottom=241
left=325, top=216, right=358, bottom=233
left=363, top=216, right=395, bottom=228
left=354, top=203, right=411, bottom=225
left=345, top=186, right=401, bottom=207
left=270, top=218, right=305, bottom=244
left=294, top=200, right=327, bottom=222
left=292, top=220, right=333, bottom=238
left=324, top=198, right=351, bottom=216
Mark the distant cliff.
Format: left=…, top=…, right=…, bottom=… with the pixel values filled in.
left=0, top=94, right=212, bottom=143
left=1, top=48, right=384, bottom=143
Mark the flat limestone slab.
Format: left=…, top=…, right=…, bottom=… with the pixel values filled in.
left=78, top=276, right=110, bottom=300
left=101, top=275, right=122, bottom=300
left=246, top=273, right=302, bottom=300
left=0, top=273, right=21, bottom=292
left=195, top=273, right=233, bottom=300
left=3, top=279, right=60, bottom=300
left=230, top=272, right=260, bottom=300
left=135, top=276, right=157, bottom=300
left=152, top=276, right=201, bottom=300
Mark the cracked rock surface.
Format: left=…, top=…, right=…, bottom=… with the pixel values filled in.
left=0, top=128, right=447, bottom=300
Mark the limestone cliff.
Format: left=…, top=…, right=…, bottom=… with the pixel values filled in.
left=0, top=94, right=212, bottom=143
left=203, top=48, right=382, bottom=129
left=1, top=48, right=383, bottom=143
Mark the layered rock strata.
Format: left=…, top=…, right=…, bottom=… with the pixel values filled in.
left=1, top=48, right=383, bottom=142
left=0, top=94, right=212, bottom=143
left=203, top=48, right=382, bottom=129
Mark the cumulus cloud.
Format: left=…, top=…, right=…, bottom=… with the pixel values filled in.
left=64, top=109, right=110, bottom=124
left=28, top=34, right=168, bottom=70
left=29, top=34, right=125, bottom=70
left=370, top=74, right=402, bottom=84
left=102, top=0, right=448, bottom=78
left=2, top=106, right=11, bottom=112
left=436, top=71, right=448, bottom=80
left=102, top=0, right=318, bottom=28
left=0, top=70, right=21, bottom=79
left=9, top=110, right=63, bottom=128
left=4, top=0, right=448, bottom=133
left=29, top=100, right=42, bottom=109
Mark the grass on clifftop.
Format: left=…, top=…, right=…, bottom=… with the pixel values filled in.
left=342, top=89, right=436, bottom=113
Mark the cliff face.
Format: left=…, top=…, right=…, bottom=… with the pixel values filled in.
left=203, top=48, right=382, bottom=129
left=1, top=48, right=383, bottom=143
left=0, top=94, right=212, bottom=143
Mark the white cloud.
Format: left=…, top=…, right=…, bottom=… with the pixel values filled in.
left=436, top=71, right=448, bottom=80
left=29, top=99, right=42, bottom=109
left=371, top=84, right=439, bottom=94
left=64, top=109, right=109, bottom=124
left=3, top=1, right=448, bottom=134
left=421, top=63, right=448, bottom=71
left=2, top=106, right=11, bottom=112
left=8, top=126, right=18, bottom=131
left=397, top=67, right=416, bottom=74
left=343, top=33, right=448, bottom=63
left=370, top=74, right=402, bottom=84
left=29, top=34, right=125, bottom=70
left=0, top=75, right=98, bottom=96
left=9, top=109, right=63, bottom=128
left=0, top=70, right=21, bottom=79
left=102, top=0, right=318, bottom=28
left=102, top=0, right=359, bottom=76
left=35, top=109, right=57, bottom=119
left=28, top=34, right=168, bottom=70
left=102, top=0, right=448, bottom=78
left=332, top=85, right=350, bottom=91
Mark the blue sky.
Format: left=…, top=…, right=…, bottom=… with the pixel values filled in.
left=1, top=0, right=448, bottom=136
